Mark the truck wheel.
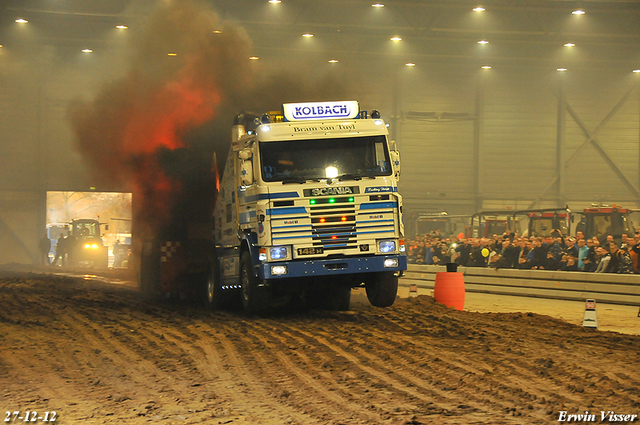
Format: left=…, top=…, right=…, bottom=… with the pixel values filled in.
left=240, top=252, right=270, bottom=314
left=365, top=272, right=398, bottom=307
left=205, top=256, right=240, bottom=310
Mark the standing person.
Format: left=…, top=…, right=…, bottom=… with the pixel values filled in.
left=576, top=238, right=589, bottom=271
left=39, top=234, right=51, bottom=265
left=605, top=241, right=621, bottom=273
left=113, top=239, right=124, bottom=268
left=53, top=233, right=66, bottom=266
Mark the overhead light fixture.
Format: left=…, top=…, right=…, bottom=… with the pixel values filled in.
left=481, top=65, right=491, bottom=69
left=116, top=25, right=128, bottom=30
left=82, top=49, right=93, bottom=53
left=302, top=33, right=314, bottom=38
left=564, top=42, right=575, bottom=47
left=405, top=62, right=415, bottom=67
left=372, top=3, right=384, bottom=7
left=572, top=9, right=585, bottom=15
left=633, top=69, right=640, bottom=73
left=390, top=36, right=402, bottom=41
left=477, top=40, right=489, bottom=44
left=249, top=56, right=259, bottom=60
left=557, top=67, right=567, bottom=72
left=328, top=59, right=338, bottom=63
left=167, top=52, right=177, bottom=56
left=15, top=18, right=28, bottom=24
left=269, top=0, right=281, bottom=3
left=212, top=30, right=222, bottom=34
left=473, top=6, right=485, bottom=12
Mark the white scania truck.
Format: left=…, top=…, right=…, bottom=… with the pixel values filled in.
left=140, top=100, right=406, bottom=313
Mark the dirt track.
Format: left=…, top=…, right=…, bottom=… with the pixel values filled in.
left=1, top=265, right=640, bottom=424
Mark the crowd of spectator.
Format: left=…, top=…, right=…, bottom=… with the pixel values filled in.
left=406, top=229, right=640, bottom=274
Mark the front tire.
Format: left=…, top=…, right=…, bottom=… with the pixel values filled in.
left=240, top=252, right=271, bottom=314
left=365, top=272, right=398, bottom=307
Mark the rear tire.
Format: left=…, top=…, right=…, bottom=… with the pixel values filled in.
left=240, top=252, right=271, bottom=314
left=365, top=272, right=398, bottom=307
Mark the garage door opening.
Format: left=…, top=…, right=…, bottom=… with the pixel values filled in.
left=46, top=191, right=132, bottom=268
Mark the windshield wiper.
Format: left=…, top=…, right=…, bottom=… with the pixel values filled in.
left=281, top=177, right=321, bottom=184
left=337, top=173, right=374, bottom=181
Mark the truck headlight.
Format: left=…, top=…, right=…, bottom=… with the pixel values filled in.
left=378, top=240, right=396, bottom=253
left=269, top=246, right=290, bottom=260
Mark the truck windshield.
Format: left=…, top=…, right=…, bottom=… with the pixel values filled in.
left=259, top=135, right=392, bottom=182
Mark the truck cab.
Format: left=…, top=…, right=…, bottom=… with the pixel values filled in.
left=212, top=101, right=406, bottom=313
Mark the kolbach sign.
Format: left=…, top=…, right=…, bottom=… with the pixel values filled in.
left=283, top=101, right=359, bottom=121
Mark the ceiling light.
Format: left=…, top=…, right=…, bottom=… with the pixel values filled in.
left=116, top=25, right=128, bottom=30
left=557, top=67, right=567, bottom=72
left=328, top=59, right=338, bottom=63
left=473, top=6, right=485, bottom=12
left=633, top=69, right=640, bottom=73
left=481, top=65, right=491, bottom=69
left=477, top=40, right=489, bottom=44
left=572, top=9, right=585, bottom=15
left=302, top=33, right=314, bottom=38
left=82, top=49, right=93, bottom=53
left=372, top=3, right=384, bottom=7
left=405, top=62, right=415, bottom=67
left=249, top=56, right=259, bottom=60
left=15, top=18, right=28, bottom=24
left=269, top=0, right=281, bottom=3
left=564, top=42, right=575, bottom=47
left=390, top=36, right=402, bottom=41
left=213, top=30, right=222, bottom=34
left=167, top=52, right=177, bottom=56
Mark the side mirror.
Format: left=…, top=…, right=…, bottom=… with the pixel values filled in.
left=390, top=150, right=401, bottom=179
left=238, top=148, right=252, bottom=160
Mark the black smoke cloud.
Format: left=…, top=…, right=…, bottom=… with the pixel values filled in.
left=69, top=0, right=350, bottom=237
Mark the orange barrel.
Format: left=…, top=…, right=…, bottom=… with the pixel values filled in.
left=434, top=272, right=465, bottom=310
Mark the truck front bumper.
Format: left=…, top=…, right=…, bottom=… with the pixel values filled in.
left=258, top=255, right=407, bottom=280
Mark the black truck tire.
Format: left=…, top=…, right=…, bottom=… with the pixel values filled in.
left=240, top=252, right=271, bottom=314
left=365, top=272, right=398, bottom=307
left=205, top=254, right=240, bottom=310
